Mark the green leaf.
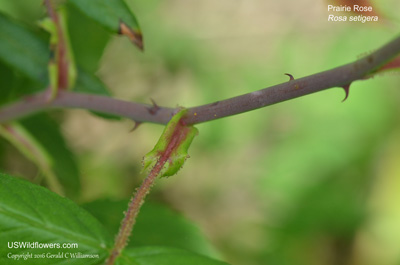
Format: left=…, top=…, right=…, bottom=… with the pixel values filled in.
left=0, top=61, right=16, bottom=105
left=0, top=11, right=110, bottom=96
left=20, top=114, right=81, bottom=198
left=0, top=11, right=117, bottom=113
left=0, top=122, right=64, bottom=195
left=116, top=247, right=229, bottom=265
left=82, top=200, right=221, bottom=258
left=0, top=13, right=116, bottom=119
left=0, top=0, right=44, bottom=25
left=67, top=3, right=111, bottom=73
left=142, top=109, right=198, bottom=178
left=0, top=12, right=48, bottom=84
left=75, top=68, right=111, bottom=96
left=69, top=0, right=143, bottom=50
left=0, top=23, right=47, bottom=105
left=0, top=60, right=43, bottom=106
left=0, top=172, right=112, bottom=265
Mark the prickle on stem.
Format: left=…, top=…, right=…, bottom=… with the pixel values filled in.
left=147, top=98, right=160, bottom=115
left=342, top=84, right=350, bottom=102
left=129, top=121, right=142, bottom=132
left=284, top=73, right=295, bottom=81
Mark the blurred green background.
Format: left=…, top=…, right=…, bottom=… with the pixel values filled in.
left=1, top=0, right=400, bottom=264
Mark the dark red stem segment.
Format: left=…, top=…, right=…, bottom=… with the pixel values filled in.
left=44, top=0, right=69, bottom=90
left=105, top=158, right=163, bottom=265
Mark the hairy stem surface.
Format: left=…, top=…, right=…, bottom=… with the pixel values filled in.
left=106, top=159, right=164, bottom=265
left=106, top=112, right=194, bottom=264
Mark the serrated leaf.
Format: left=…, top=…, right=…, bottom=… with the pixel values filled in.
left=142, top=109, right=198, bottom=178
left=69, top=0, right=143, bottom=50
left=82, top=200, right=221, bottom=258
left=116, top=247, right=229, bottom=265
left=20, top=114, right=81, bottom=198
left=0, top=172, right=112, bottom=265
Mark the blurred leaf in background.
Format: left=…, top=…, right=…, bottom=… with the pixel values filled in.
left=82, top=199, right=221, bottom=259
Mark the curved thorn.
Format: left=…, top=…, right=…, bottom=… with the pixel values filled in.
left=129, top=121, right=142, bottom=132
left=342, top=84, right=350, bottom=102
left=284, top=73, right=294, bottom=81
left=148, top=98, right=160, bottom=115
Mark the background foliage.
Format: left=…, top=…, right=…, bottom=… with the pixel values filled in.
left=0, top=0, right=399, bottom=264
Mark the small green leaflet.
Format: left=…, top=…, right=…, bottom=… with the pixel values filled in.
left=142, top=109, right=198, bottom=178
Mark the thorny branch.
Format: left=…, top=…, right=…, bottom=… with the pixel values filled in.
left=0, top=35, right=399, bottom=126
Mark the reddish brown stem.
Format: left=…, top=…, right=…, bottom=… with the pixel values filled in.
left=106, top=114, right=191, bottom=264
left=106, top=160, right=164, bottom=265
left=44, top=0, right=69, bottom=90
